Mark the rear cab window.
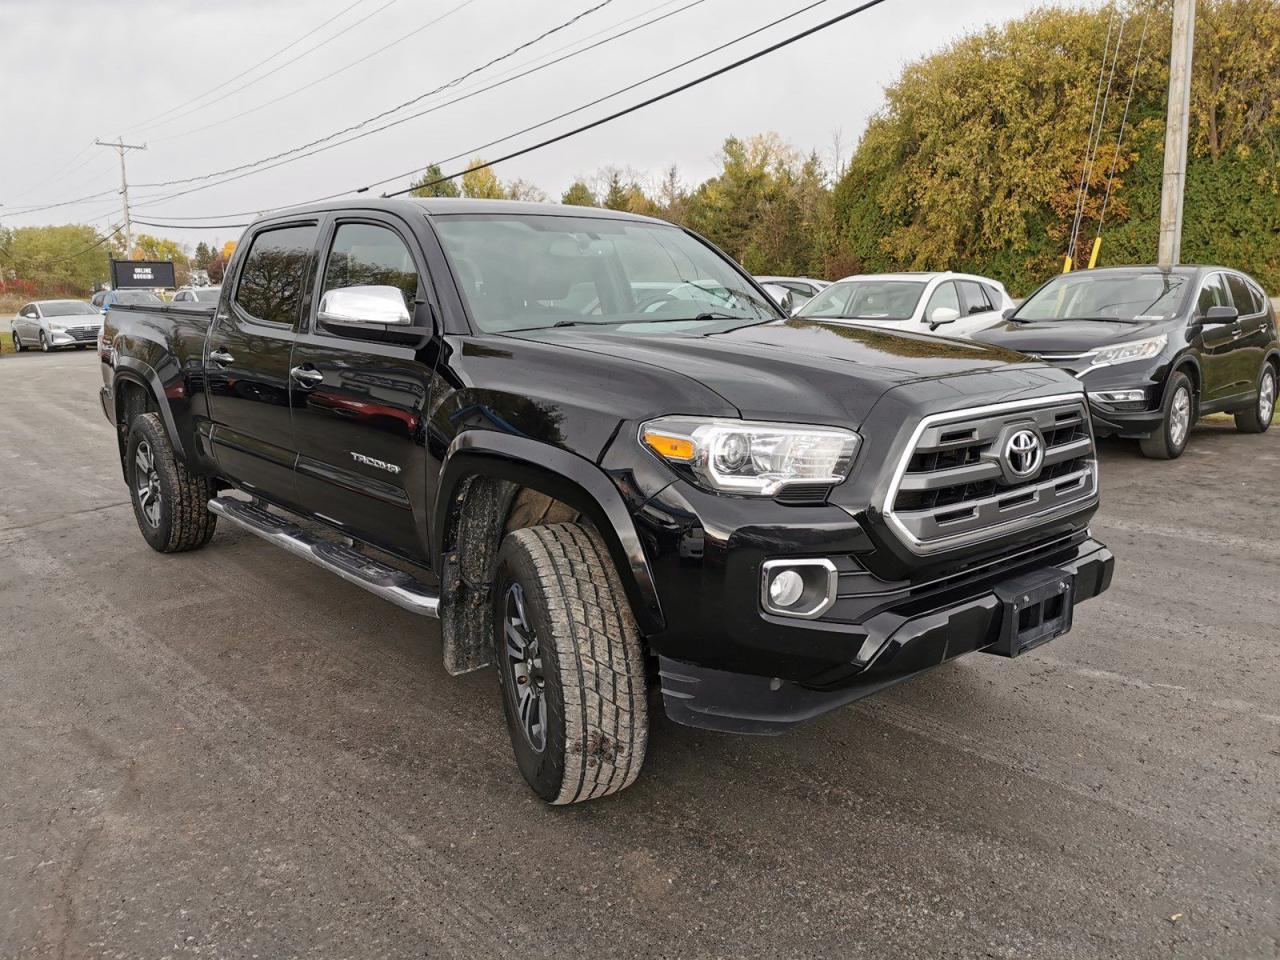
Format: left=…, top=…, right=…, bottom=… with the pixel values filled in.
left=234, top=224, right=319, bottom=326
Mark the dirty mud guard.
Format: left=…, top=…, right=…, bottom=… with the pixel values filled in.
left=440, top=476, right=517, bottom=675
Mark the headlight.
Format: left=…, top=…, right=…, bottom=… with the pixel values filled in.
left=1088, top=335, right=1167, bottom=369
left=640, top=417, right=860, bottom=496
left=48, top=322, right=67, bottom=332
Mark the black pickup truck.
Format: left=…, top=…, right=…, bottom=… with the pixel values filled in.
left=100, top=198, right=1113, bottom=803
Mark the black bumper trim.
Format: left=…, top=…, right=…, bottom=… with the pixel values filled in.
left=660, top=542, right=1114, bottom=734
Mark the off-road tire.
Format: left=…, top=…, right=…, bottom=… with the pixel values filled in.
left=1139, top=371, right=1194, bottom=460
left=125, top=412, right=218, bottom=553
left=492, top=523, right=648, bottom=804
left=1234, top=362, right=1275, bottom=434
left=11, top=330, right=24, bottom=352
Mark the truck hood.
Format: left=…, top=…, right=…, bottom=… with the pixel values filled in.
left=518, top=319, right=1046, bottom=425
left=974, top=318, right=1167, bottom=353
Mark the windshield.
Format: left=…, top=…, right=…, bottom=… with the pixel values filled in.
left=1015, top=273, right=1188, bottom=322
left=193, top=288, right=221, bottom=302
left=431, top=214, right=778, bottom=334
left=796, top=280, right=926, bottom=322
left=112, top=290, right=164, bottom=305
left=41, top=301, right=97, bottom=317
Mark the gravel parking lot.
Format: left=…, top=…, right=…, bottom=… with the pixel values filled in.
left=2, top=348, right=1277, bottom=959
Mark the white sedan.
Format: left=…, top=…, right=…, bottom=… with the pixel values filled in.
left=793, top=272, right=1014, bottom=338
left=10, top=299, right=103, bottom=352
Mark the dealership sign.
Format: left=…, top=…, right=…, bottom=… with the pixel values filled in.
left=110, top=259, right=177, bottom=290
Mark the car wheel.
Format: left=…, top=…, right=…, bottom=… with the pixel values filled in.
left=39, top=331, right=50, bottom=352
left=1234, top=363, right=1275, bottom=434
left=492, top=522, right=649, bottom=804
left=1139, top=371, right=1194, bottom=460
left=11, top=330, right=23, bottom=352
left=125, top=412, right=218, bottom=553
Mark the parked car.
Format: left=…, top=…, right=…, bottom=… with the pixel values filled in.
left=796, top=272, right=1015, bottom=338
left=90, top=289, right=165, bottom=315
left=172, top=286, right=222, bottom=304
left=759, top=282, right=797, bottom=315
left=755, top=275, right=830, bottom=308
left=99, top=198, right=1113, bottom=803
left=10, top=299, right=102, bottom=352
left=974, top=265, right=1278, bottom=459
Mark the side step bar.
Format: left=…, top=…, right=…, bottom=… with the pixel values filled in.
left=208, top=496, right=440, bottom=617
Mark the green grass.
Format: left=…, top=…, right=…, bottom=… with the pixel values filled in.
left=0, top=331, right=12, bottom=353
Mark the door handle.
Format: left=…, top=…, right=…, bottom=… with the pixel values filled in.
left=209, top=347, right=234, bottom=365
left=290, top=365, right=325, bottom=387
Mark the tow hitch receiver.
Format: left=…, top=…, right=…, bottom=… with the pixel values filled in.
left=987, top=569, right=1075, bottom=657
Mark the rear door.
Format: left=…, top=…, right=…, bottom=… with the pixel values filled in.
left=1225, top=272, right=1268, bottom=391
left=289, top=213, right=438, bottom=563
left=204, top=220, right=319, bottom=509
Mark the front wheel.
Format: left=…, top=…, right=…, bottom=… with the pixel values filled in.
left=39, top=331, right=50, bottom=352
left=1234, top=363, right=1275, bottom=434
left=1140, top=371, right=1194, bottom=460
left=492, top=523, right=649, bottom=804
left=125, top=412, right=218, bottom=553
left=11, top=330, right=23, bottom=352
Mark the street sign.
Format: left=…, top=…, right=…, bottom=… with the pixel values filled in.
left=110, top=259, right=176, bottom=290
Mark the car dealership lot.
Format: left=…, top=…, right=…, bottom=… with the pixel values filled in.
left=2, top=349, right=1277, bottom=959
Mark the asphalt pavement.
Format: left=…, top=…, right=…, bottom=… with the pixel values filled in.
left=2, top=349, right=1277, bottom=959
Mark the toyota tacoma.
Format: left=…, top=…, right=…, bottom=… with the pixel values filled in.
left=99, top=198, right=1114, bottom=803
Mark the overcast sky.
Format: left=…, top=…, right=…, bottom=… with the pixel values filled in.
left=2, top=0, right=1087, bottom=250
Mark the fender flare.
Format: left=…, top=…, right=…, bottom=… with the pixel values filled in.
left=433, top=431, right=665, bottom=635
left=113, top=357, right=186, bottom=459
left=1163, top=351, right=1202, bottom=403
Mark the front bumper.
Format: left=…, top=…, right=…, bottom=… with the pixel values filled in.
left=1087, top=395, right=1163, bottom=438
left=658, top=536, right=1113, bottom=733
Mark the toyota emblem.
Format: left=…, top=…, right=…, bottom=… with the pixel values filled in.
left=1004, top=429, right=1043, bottom=478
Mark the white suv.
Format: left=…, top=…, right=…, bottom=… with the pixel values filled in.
left=794, top=272, right=1014, bottom=338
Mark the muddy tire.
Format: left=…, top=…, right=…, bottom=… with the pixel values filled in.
left=492, top=523, right=648, bottom=804
left=125, top=412, right=218, bottom=553
left=1139, top=371, right=1194, bottom=460
left=1234, top=362, right=1275, bottom=434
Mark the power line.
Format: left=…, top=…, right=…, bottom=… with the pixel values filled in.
left=152, top=0, right=484, bottom=144
left=131, top=0, right=617, bottom=190
left=124, top=0, right=371, bottom=133
left=95, top=138, right=147, bottom=260
left=139, top=0, right=890, bottom=222
left=1094, top=12, right=1152, bottom=247
left=128, top=0, right=823, bottom=214
left=3, top=140, right=97, bottom=203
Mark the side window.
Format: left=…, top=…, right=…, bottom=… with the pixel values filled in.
left=234, top=223, right=318, bottom=326
left=958, top=280, right=992, bottom=315
left=1196, top=273, right=1228, bottom=315
left=923, top=282, right=960, bottom=321
left=321, top=222, right=421, bottom=315
left=983, top=284, right=1003, bottom=308
left=1248, top=280, right=1269, bottom=316
left=1226, top=274, right=1257, bottom=315
left=21, top=304, right=35, bottom=318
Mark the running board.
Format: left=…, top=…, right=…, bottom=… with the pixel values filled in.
left=207, top=496, right=440, bottom=617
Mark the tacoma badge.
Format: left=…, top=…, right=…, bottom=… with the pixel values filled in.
left=351, top=452, right=401, bottom=474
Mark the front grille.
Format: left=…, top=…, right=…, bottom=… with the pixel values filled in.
left=69, top=325, right=98, bottom=341
left=885, top=395, right=1097, bottom=553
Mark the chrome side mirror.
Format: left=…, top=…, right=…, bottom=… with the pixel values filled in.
left=317, top=285, right=412, bottom=330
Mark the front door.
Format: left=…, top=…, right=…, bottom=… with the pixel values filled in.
left=1194, top=271, right=1248, bottom=403
left=289, top=215, right=436, bottom=564
left=204, top=220, right=319, bottom=509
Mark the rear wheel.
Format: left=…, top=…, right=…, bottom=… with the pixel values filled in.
left=492, top=523, right=648, bottom=804
left=125, top=412, right=218, bottom=553
left=1234, top=363, right=1275, bottom=434
left=1140, top=371, right=1194, bottom=460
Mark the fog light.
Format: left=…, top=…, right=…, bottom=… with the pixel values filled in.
left=768, top=570, right=805, bottom=607
left=760, top=558, right=839, bottom=619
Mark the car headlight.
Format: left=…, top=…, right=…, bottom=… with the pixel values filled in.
left=640, top=417, right=860, bottom=496
left=48, top=322, right=67, bottom=332
left=1089, top=335, right=1167, bottom=369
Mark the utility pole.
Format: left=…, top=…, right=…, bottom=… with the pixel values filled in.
left=95, top=137, right=147, bottom=261
left=1157, top=0, right=1195, bottom=266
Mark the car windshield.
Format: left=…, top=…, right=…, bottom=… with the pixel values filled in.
left=1015, top=273, right=1188, bottom=322
left=431, top=214, right=778, bottom=334
left=41, top=301, right=97, bottom=317
left=796, top=280, right=926, bottom=322
left=115, top=290, right=164, bottom=305
left=193, top=288, right=221, bottom=302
